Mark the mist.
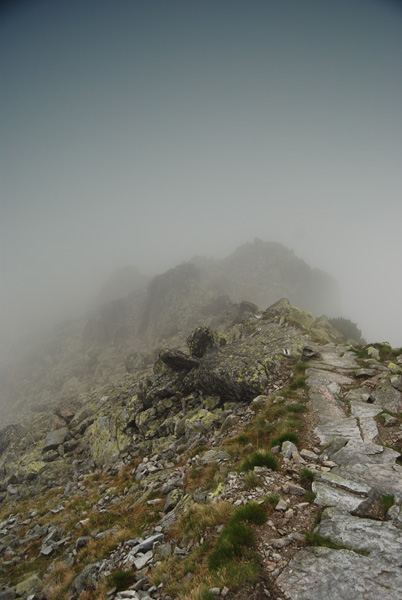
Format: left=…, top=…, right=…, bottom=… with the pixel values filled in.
left=1, top=0, right=402, bottom=355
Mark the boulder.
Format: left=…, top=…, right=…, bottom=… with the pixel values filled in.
left=159, top=349, right=199, bottom=372
left=43, top=427, right=68, bottom=451
left=187, top=327, right=217, bottom=358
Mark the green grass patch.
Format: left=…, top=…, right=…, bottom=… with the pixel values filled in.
left=290, top=374, right=308, bottom=391
left=303, top=491, right=317, bottom=503
left=208, top=503, right=266, bottom=571
left=352, top=343, right=401, bottom=362
left=264, top=493, right=280, bottom=506
left=299, top=468, right=315, bottom=485
left=108, top=570, right=135, bottom=592
left=286, top=403, right=307, bottom=414
left=240, top=450, right=278, bottom=472
left=243, top=471, right=262, bottom=490
left=304, top=532, right=343, bottom=549
left=381, top=494, right=395, bottom=512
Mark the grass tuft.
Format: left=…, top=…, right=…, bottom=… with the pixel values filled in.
left=264, top=493, right=280, bottom=506
left=381, top=494, right=395, bottom=513
left=243, top=471, right=262, bottom=490
left=299, top=468, right=315, bottom=485
left=208, top=502, right=266, bottom=571
left=240, top=450, right=278, bottom=472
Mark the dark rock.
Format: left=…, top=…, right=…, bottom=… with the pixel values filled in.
left=302, top=346, right=320, bottom=360
left=69, top=562, right=102, bottom=597
left=76, top=536, right=92, bottom=550
left=158, top=349, right=199, bottom=372
left=187, top=327, right=216, bottom=358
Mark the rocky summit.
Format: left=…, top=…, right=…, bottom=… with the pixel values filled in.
left=0, top=294, right=401, bottom=600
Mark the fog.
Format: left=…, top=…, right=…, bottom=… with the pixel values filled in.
left=1, top=0, right=402, bottom=355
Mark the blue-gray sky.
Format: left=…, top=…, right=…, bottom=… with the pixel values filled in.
left=1, top=0, right=402, bottom=346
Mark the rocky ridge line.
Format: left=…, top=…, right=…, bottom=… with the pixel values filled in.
left=0, top=303, right=401, bottom=599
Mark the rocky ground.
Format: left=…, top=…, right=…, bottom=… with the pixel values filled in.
left=0, top=301, right=401, bottom=600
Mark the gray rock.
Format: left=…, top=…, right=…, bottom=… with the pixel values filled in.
left=69, top=562, right=101, bottom=597
left=300, top=449, right=318, bottom=462
left=275, top=498, right=288, bottom=511
left=370, top=380, right=402, bottom=412
left=391, top=375, right=402, bottom=392
left=40, top=543, right=55, bottom=556
left=312, top=481, right=369, bottom=512
left=344, top=387, right=371, bottom=403
left=43, top=427, right=68, bottom=451
left=306, top=369, right=353, bottom=424
left=276, top=547, right=402, bottom=600
left=159, top=349, right=199, bottom=371
left=136, top=533, right=164, bottom=553
left=384, top=414, right=398, bottom=427
left=359, top=417, right=378, bottom=441
left=328, top=439, right=399, bottom=466
left=317, top=506, right=402, bottom=556
left=200, top=449, right=231, bottom=464
left=367, top=346, right=380, bottom=360
left=287, top=483, right=306, bottom=496
left=350, top=401, right=383, bottom=419
left=158, top=542, right=172, bottom=557
left=281, top=441, right=297, bottom=459
left=133, top=550, right=153, bottom=570
left=333, top=463, right=402, bottom=502
left=355, top=368, right=380, bottom=378
left=388, top=504, right=402, bottom=528
left=0, top=586, right=16, bottom=600
left=315, top=417, right=361, bottom=446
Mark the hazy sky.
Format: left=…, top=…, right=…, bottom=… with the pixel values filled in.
left=1, top=0, right=402, bottom=346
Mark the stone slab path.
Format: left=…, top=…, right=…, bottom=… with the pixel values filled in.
left=277, top=344, right=402, bottom=600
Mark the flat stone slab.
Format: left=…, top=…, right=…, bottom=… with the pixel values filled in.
left=332, top=463, right=402, bottom=502
left=306, top=368, right=353, bottom=424
left=350, top=401, right=383, bottom=419
left=315, top=417, right=361, bottom=445
left=276, top=547, right=402, bottom=600
left=355, top=368, right=379, bottom=378
left=306, top=368, right=354, bottom=388
left=328, top=439, right=399, bottom=466
left=310, top=344, right=359, bottom=370
left=344, top=387, right=371, bottom=403
left=359, top=417, right=378, bottom=441
left=317, top=507, right=402, bottom=557
left=312, top=482, right=369, bottom=512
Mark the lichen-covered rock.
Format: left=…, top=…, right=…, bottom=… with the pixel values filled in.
left=88, top=416, right=131, bottom=464
left=183, top=409, right=222, bottom=436
left=69, top=562, right=102, bottom=598
left=263, top=299, right=343, bottom=344
left=187, top=327, right=217, bottom=357
left=14, top=572, right=43, bottom=598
